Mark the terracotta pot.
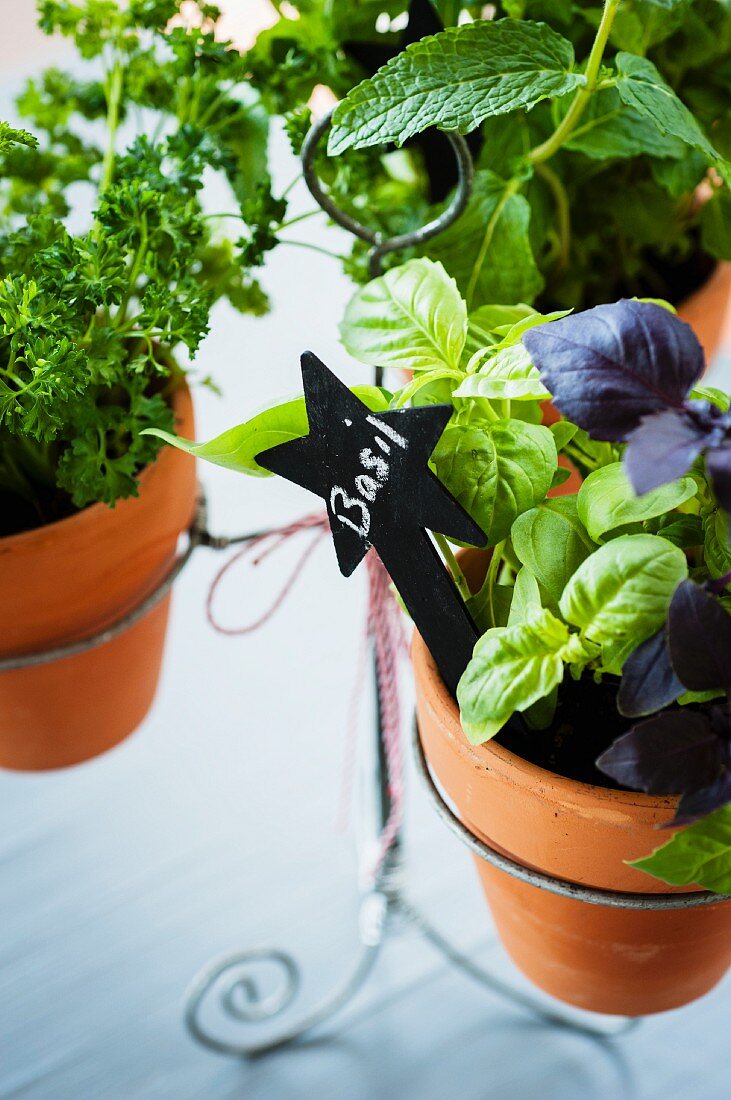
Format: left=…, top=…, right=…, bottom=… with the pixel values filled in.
left=0, top=385, right=197, bottom=771
left=677, top=261, right=731, bottom=366
left=413, top=548, right=731, bottom=1016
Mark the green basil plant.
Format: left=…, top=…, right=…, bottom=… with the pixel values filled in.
left=153, top=257, right=731, bottom=893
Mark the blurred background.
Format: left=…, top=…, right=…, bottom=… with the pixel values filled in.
left=1, top=4, right=731, bottom=1098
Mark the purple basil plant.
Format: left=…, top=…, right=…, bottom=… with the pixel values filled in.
left=524, top=301, right=731, bottom=828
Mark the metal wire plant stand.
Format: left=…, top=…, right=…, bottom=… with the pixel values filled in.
left=7, top=110, right=725, bottom=1058
left=177, top=110, right=731, bottom=1058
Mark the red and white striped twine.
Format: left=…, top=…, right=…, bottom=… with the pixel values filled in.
left=205, top=511, right=408, bottom=879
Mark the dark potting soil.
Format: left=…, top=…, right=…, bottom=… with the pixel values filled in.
left=0, top=486, right=78, bottom=538
left=538, top=242, right=715, bottom=314
left=496, top=674, right=633, bottom=789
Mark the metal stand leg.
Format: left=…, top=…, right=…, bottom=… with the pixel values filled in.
left=183, top=846, right=637, bottom=1057
left=183, top=664, right=639, bottom=1056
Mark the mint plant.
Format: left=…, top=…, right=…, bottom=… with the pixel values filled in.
left=0, top=1, right=292, bottom=533
left=156, top=255, right=731, bottom=891
left=310, top=0, right=731, bottom=309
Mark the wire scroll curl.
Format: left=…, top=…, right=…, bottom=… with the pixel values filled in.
left=301, top=106, right=474, bottom=280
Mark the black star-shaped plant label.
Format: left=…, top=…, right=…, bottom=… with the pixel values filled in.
left=257, top=352, right=486, bottom=694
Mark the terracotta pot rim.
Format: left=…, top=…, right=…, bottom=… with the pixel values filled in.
left=0, top=382, right=190, bottom=551
left=412, top=628, right=679, bottom=813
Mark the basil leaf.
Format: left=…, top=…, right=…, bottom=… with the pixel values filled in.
left=467, top=581, right=513, bottom=633
left=466, top=304, right=538, bottom=352
left=511, top=496, right=595, bottom=609
left=624, top=408, right=708, bottom=495
left=617, top=628, right=683, bottom=717
left=340, top=258, right=467, bottom=373
left=428, top=171, right=544, bottom=307
left=598, top=711, right=729, bottom=818
left=550, top=465, right=572, bottom=490
left=577, top=461, right=697, bottom=541
left=457, top=610, right=569, bottom=744
left=615, top=53, right=725, bottom=166
left=667, top=580, right=731, bottom=695
left=523, top=300, right=704, bottom=442
left=704, top=510, right=731, bottom=585
left=508, top=566, right=542, bottom=626
left=328, top=20, right=584, bottom=155
left=630, top=804, right=731, bottom=893
left=549, top=421, right=578, bottom=451
left=432, top=419, right=557, bottom=546
left=144, top=385, right=390, bottom=476
left=465, top=303, right=535, bottom=357
left=456, top=343, right=549, bottom=401
left=559, top=534, right=688, bottom=657
left=654, top=514, right=704, bottom=550
left=523, top=686, right=559, bottom=731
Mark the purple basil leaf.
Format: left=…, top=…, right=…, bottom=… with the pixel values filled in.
left=618, top=628, right=684, bottom=717
left=671, top=771, right=731, bottom=827
left=523, top=300, right=704, bottom=442
left=710, top=704, right=731, bottom=739
left=624, top=408, right=708, bottom=495
left=667, top=579, right=731, bottom=694
left=597, top=710, right=725, bottom=796
left=707, top=443, right=731, bottom=517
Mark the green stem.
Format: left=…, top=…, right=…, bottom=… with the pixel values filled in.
left=280, top=173, right=303, bottom=201
left=115, top=213, right=148, bottom=327
left=527, top=0, right=621, bottom=166
left=197, top=81, right=239, bottom=128
left=535, top=162, right=571, bottom=271
left=278, top=210, right=322, bottom=230
left=278, top=239, right=347, bottom=261
left=98, top=61, right=124, bottom=198
left=485, top=540, right=506, bottom=629
left=434, top=533, right=472, bottom=603
left=466, top=179, right=519, bottom=308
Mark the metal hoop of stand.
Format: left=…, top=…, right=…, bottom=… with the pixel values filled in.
left=412, top=720, right=731, bottom=912
left=180, top=110, right=668, bottom=1058
left=0, top=492, right=273, bottom=672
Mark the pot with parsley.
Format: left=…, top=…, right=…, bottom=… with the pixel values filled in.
left=0, top=3, right=276, bottom=768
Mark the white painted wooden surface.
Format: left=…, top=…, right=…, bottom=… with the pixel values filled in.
left=1, top=11, right=731, bottom=1097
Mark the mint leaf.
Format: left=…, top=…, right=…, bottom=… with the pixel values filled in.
left=457, top=609, right=569, bottom=744
left=614, top=53, right=725, bottom=165
left=431, top=419, right=557, bottom=546
left=328, top=20, right=585, bottom=155
left=143, top=385, right=390, bottom=477
left=630, top=804, right=731, bottom=893
left=559, top=534, right=688, bottom=658
left=577, top=461, right=698, bottom=541
left=340, top=258, right=467, bottom=373
left=564, top=88, right=686, bottom=161
left=511, top=496, right=595, bottom=610
left=700, top=190, right=731, bottom=262
left=427, top=171, right=544, bottom=307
